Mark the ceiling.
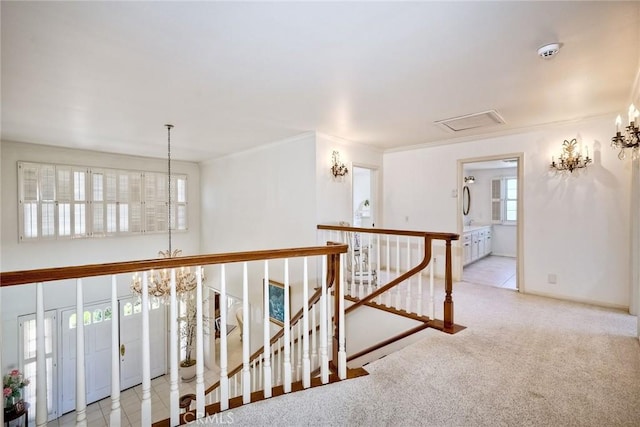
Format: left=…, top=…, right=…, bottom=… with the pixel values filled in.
left=2, top=1, right=639, bottom=162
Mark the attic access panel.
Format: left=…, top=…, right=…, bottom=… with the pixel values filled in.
left=435, top=110, right=505, bottom=132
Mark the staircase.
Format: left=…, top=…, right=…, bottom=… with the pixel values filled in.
left=176, top=225, right=462, bottom=425
left=0, top=226, right=460, bottom=427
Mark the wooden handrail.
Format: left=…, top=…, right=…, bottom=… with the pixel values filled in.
left=317, top=224, right=460, bottom=331
left=0, top=244, right=348, bottom=287
left=317, top=224, right=459, bottom=241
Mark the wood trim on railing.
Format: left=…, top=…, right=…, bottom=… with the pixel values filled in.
left=317, top=224, right=459, bottom=241
left=0, top=244, right=348, bottom=287
left=347, top=323, right=431, bottom=362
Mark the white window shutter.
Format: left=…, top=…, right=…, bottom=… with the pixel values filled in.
left=92, top=171, right=105, bottom=236
left=129, top=172, right=142, bottom=233
left=57, top=167, right=72, bottom=236
left=19, top=162, right=40, bottom=240
left=105, top=172, right=118, bottom=233
left=491, top=178, right=503, bottom=223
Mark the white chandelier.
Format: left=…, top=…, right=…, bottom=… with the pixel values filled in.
left=130, top=125, right=202, bottom=300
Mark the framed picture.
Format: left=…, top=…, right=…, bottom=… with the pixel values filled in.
left=266, top=279, right=287, bottom=326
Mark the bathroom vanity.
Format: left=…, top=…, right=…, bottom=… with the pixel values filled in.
left=462, top=225, right=492, bottom=265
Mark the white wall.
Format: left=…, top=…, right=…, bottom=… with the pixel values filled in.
left=315, top=133, right=383, bottom=226
left=384, top=116, right=632, bottom=309
left=1, top=140, right=201, bottom=372
left=199, top=133, right=318, bottom=306
left=198, top=131, right=383, bottom=333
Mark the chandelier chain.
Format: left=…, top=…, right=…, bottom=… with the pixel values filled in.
left=166, top=124, right=173, bottom=255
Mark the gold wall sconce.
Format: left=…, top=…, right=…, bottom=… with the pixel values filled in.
left=330, top=150, right=349, bottom=179
left=550, top=138, right=591, bottom=173
left=611, top=104, right=640, bottom=160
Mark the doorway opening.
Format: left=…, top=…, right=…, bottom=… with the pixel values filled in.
left=458, top=155, right=523, bottom=292
left=352, top=165, right=378, bottom=228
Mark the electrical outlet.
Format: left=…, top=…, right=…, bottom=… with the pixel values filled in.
left=547, top=273, right=557, bottom=284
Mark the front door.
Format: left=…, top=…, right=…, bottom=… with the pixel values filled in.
left=119, top=297, right=166, bottom=390
left=60, top=301, right=113, bottom=414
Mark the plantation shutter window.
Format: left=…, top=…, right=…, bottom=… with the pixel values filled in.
left=491, top=178, right=502, bottom=223
left=18, top=161, right=188, bottom=241
left=491, top=176, right=517, bottom=224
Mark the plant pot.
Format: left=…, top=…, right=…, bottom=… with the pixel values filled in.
left=180, top=360, right=196, bottom=383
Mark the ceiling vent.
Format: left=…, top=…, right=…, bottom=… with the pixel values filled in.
left=435, top=110, right=505, bottom=133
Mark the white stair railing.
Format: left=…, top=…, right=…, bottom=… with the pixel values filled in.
left=0, top=243, right=347, bottom=426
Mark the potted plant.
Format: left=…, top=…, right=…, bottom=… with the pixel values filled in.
left=3, top=369, right=29, bottom=411
left=178, top=292, right=210, bottom=382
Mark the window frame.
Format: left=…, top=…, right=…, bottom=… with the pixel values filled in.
left=491, top=175, right=518, bottom=225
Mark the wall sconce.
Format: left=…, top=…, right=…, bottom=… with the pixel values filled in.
left=550, top=138, right=591, bottom=173
left=330, top=150, right=349, bottom=179
left=464, top=176, right=475, bottom=184
left=611, top=104, right=640, bottom=160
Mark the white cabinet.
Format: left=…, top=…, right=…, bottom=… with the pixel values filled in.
left=463, top=225, right=492, bottom=266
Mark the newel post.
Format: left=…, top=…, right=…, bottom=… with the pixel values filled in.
left=444, top=238, right=454, bottom=330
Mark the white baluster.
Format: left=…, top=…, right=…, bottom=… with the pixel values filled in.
left=169, top=269, right=179, bottom=425
left=406, top=237, right=412, bottom=313
left=296, top=322, right=302, bottom=381
left=76, top=278, right=87, bottom=426
left=338, top=253, right=347, bottom=380
left=238, top=262, right=248, bottom=404
left=263, top=261, right=272, bottom=398
left=417, top=240, right=424, bottom=317
left=35, top=282, right=47, bottom=427
left=376, top=233, right=381, bottom=304
left=367, top=233, right=373, bottom=296
left=386, top=234, right=391, bottom=306
left=275, top=338, right=281, bottom=385
left=358, top=233, right=365, bottom=299
left=320, top=255, right=329, bottom=384
left=283, top=259, right=292, bottom=393
left=220, top=265, right=229, bottom=410
left=302, top=258, right=311, bottom=388
left=350, top=232, right=356, bottom=297
left=141, top=272, right=152, bottom=426
left=196, top=267, right=205, bottom=417
left=311, top=304, right=317, bottom=370
left=395, top=236, right=402, bottom=309
left=251, top=359, right=258, bottom=391
left=430, top=252, right=435, bottom=319
left=110, top=276, right=121, bottom=427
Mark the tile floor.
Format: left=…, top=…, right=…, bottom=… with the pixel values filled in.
left=462, top=255, right=517, bottom=290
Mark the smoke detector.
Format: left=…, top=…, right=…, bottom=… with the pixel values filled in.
left=537, top=43, right=561, bottom=59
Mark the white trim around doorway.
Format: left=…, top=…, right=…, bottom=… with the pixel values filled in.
left=457, top=153, right=524, bottom=293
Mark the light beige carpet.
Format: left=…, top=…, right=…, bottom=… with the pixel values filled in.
left=206, top=280, right=640, bottom=426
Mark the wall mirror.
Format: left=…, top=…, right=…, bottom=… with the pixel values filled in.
left=462, top=185, right=471, bottom=216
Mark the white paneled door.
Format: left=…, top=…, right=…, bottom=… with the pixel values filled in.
left=60, top=301, right=113, bottom=414
left=60, top=298, right=166, bottom=415
left=119, top=297, right=166, bottom=390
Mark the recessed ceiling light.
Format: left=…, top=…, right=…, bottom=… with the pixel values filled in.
left=537, top=43, right=561, bottom=59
